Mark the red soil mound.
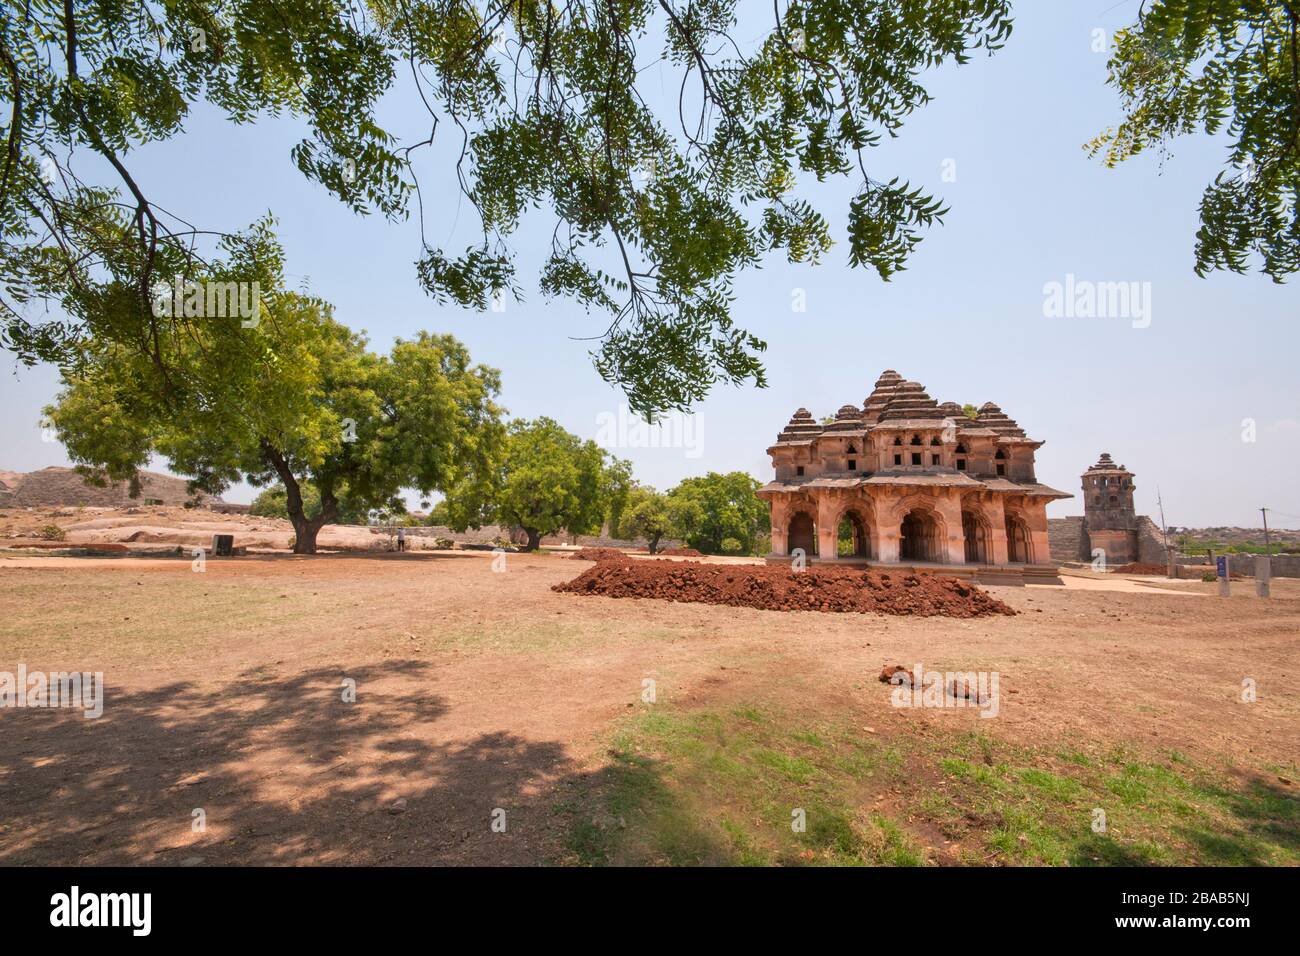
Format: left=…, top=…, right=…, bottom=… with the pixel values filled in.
left=659, top=547, right=703, bottom=557
left=554, top=561, right=1015, bottom=618
left=567, top=548, right=632, bottom=563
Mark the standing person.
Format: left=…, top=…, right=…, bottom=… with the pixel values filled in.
left=397, top=526, right=406, bottom=552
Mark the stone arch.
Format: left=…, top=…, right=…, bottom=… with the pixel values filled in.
left=962, top=508, right=991, bottom=564
left=832, top=502, right=875, bottom=559
left=898, top=504, right=946, bottom=563
left=787, top=509, right=817, bottom=558
left=1005, top=511, right=1033, bottom=563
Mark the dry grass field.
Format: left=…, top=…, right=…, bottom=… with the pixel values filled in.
left=0, top=548, right=1296, bottom=866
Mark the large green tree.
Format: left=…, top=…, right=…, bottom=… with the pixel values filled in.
left=1090, top=1, right=1300, bottom=280
left=666, top=470, right=768, bottom=554
left=447, top=416, right=621, bottom=550
left=617, top=483, right=675, bottom=553
left=2, top=1, right=1012, bottom=415
left=44, top=232, right=504, bottom=553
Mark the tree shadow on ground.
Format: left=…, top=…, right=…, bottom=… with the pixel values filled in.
left=0, top=659, right=626, bottom=865
left=1173, top=774, right=1300, bottom=865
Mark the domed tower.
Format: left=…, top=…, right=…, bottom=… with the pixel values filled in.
left=1081, top=453, right=1137, bottom=564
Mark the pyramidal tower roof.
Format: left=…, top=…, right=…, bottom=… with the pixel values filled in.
left=862, top=369, right=904, bottom=423
left=877, top=380, right=946, bottom=423
left=776, top=407, right=823, bottom=443
left=823, top=403, right=866, bottom=432
left=975, top=401, right=1026, bottom=437
left=1084, top=452, right=1131, bottom=474
left=936, top=401, right=971, bottom=429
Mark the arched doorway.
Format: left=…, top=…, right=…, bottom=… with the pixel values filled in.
left=962, top=511, right=989, bottom=564
left=788, top=512, right=817, bottom=557
left=899, top=508, right=942, bottom=562
left=837, top=511, right=871, bottom=558
left=1005, top=513, right=1033, bottom=563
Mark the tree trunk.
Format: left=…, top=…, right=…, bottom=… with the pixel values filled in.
left=524, top=528, right=541, bottom=552
left=648, top=533, right=661, bottom=555
left=262, top=442, right=336, bottom=555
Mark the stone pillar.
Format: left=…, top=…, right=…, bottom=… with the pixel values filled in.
left=817, top=494, right=838, bottom=561
left=985, top=498, right=1009, bottom=565
left=770, top=498, right=789, bottom=556
left=877, top=527, right=900, bottom=564
left=1025, top=502, right=1052, bottom=565
left=935, top=494, right=965, bottom=565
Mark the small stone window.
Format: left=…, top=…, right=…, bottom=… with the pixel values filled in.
left=931, top=454, right=940, bottom=466
left=847, top=459, right=857, bottom=471
left=956, top=443, right=967, bottom=454
left=910, top=435, right=922, bottom=446
left=847, top=443, right=857, bottom=454
left=995, top=449, right=1006, bottom=460
left=894, top=454, right=902, bottom=466
left=911, top=452, right=922, bottom=466
left=956, top=459, right=966, bottom=471
left=930, top=436, right=941, bottom=446
left=796, top=465, right=804, bottom=476
left=996, top=463, right=1005, bottom=476
left=893, top=436, right=902, bottom=446
left=1109, top=495, right=1118, bottom=504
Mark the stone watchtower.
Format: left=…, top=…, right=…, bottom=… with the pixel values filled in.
left=1081, top=453, right=1138, bottom=564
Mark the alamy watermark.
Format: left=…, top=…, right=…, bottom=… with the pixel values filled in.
left=1042, top=273, right=1151, bottom=328
left=596, top=405, right=703, bottom=459
left=151, top=277, right=261, bottom=327
left=1, top=665, right=104, bottom=718
left=887, top=663, right=1000, bottom=718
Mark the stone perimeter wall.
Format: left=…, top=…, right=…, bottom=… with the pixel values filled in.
left=1048, top=516, right=1300, bottom=577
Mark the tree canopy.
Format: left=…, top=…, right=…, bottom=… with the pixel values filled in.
left=44, top=232, right=505, bottom=552
left=447, top=415, right=624, bottom=550
left=1089, top=1, right=1300, bottom=280
left=666, top=470, right=768, bottom=554
left=2, top=1, right=1013, bottom=415
left=617, top=483, right=675, bottom=553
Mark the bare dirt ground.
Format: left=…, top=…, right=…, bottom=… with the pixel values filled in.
left=0, top=547, right=1296, bottom=866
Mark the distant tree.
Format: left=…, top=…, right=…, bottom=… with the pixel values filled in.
left=1089, top=1, right=1299, bottom=279
left=251, top=483, right=322, bottom=522
left=250, top=482, right=369, bottom=526
left=423, top=500, right=453, bottom=527
left=602, top=457, right=634, bottom=541
left=2, top=1, right=1013, bottom=415
left=618, top=485, right=675, bottom=554
left=667, top=471, right=769, bottom=555
left=961, top=403, right=980, bottom=420
left=45, top=232, right=504, bottom=553
left=448, top=417, right=613, bottom=551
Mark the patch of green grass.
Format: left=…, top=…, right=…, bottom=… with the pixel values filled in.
left=560, top=705, right=926, bottom=866
left=564, top=708, right=1300, bottom=867
left=929, top=733, right=1300, bottom=866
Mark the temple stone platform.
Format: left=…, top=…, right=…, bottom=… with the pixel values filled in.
left=761, top=555, right=1064, bottom=586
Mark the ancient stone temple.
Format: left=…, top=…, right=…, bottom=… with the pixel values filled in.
left=758, top=370, right=1071, bottom=573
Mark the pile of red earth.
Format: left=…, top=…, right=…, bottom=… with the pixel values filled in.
left=659, top=547, right=704, bottom=557
left=554, top=561, right=1015, bottom=618
left=1112, top=562, right=1169, bottom=576
left=568, top=548, right=632, bottom=563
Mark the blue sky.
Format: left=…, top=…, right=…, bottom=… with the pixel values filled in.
left=3, top=2, right=1296, bottom=528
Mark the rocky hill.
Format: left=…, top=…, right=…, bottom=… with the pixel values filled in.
left=0, top=466, right=222, bottom=509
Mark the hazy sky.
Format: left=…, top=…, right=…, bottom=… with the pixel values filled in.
left=3, top=3, right=1296, bottom=528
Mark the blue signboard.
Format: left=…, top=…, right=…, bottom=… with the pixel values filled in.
left=1216, top=556, right=1228, bottom=578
